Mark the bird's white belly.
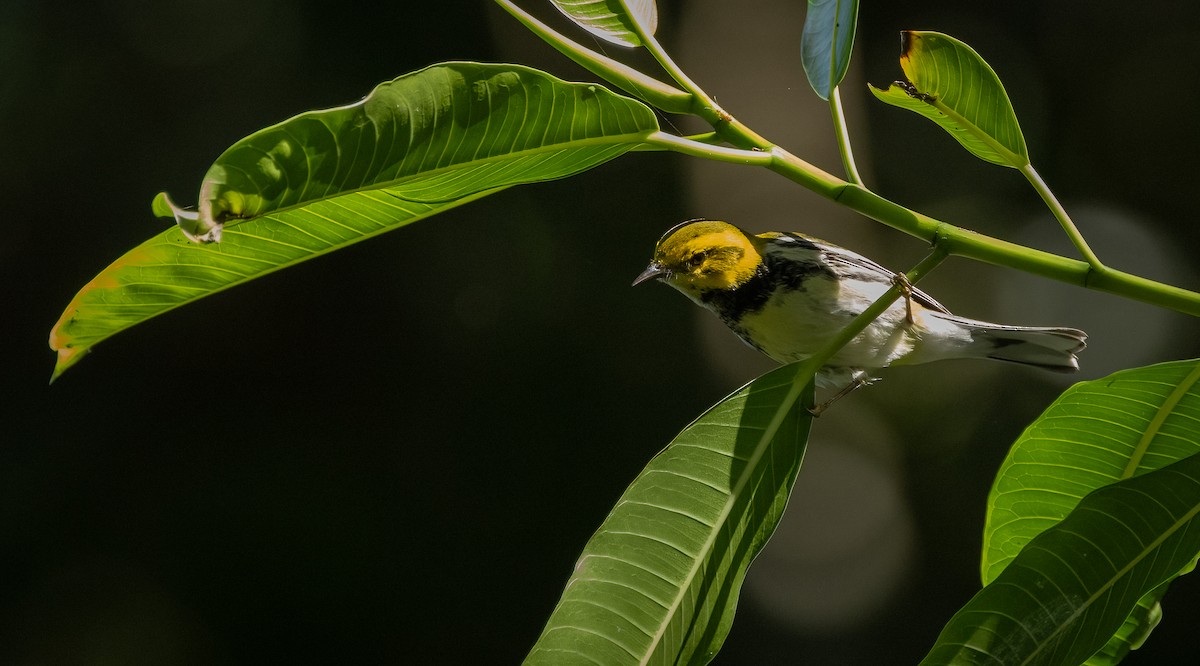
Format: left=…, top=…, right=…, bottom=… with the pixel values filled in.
left=733, top=277, right=920, bottom=369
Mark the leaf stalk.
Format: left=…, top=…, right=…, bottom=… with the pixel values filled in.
left=1021, top=163, right=1105, bottom=270
left=829, top=87, right=864, bottom=185
left=493, top=0, right=694, bottom=114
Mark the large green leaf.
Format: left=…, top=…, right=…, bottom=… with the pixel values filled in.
left=49, top=190, right=493, bottom=380
left=980, top=360, right=1200, bottom=661
left=869, top=31, right=1028, bottom=167
left=178, top=62, right=659, bottom=243
left=922, top=450, right=1200, bottom=666
left=800, top=0, right=860, bottom=100
left=48, top=62, right=659, bottom=379
left=984, top=360, right=1200, bottom=578
left=525, top=362, right=814, bottom=665
left=551, top=0, right=658, bottom=47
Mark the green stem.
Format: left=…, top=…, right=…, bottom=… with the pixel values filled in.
left=680, top=131, right=724, bottom=145
left=1021, top=163, right=1105, bottom=270
left=829, top=87, right=864, bottom=186
left=642, top=132, right=772, bottom=165
left=492, top=0, right=694, bottom=114
left=788, top=247, right=949, bottom=409
left=830, top=178, right=1200, bottom=315
left=540, top=4, right=1198, bottom=318
left=628, top=22, right=772, bottom=150
left=808, top=246, right=948, bottom=368
left=651, top=137, right=1200, bottom=316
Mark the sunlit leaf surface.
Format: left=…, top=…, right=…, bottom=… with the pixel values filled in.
left=49, top=63, right=658, bottom=378
left=551, top=0, right=658, bottom=47
left=979, top=360, right=1200, bottom=662
left=869, top=31, right=1028, bottom=167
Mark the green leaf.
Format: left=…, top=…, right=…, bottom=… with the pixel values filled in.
left=525, top=363, right=814, bottom=665
left=868, top=31, right=1028, bottom=167
left=1083, top=589, right=1163, bottom=666
left=800, top=0, right=860, bottom=100
left=923, top=450, right=1200, bottom=666
left=49, top=62, right=659, bottom=379
left=551, top=0, right=658, bottom=48
left=979, top=360, right=1200, bottom=662
left=187, top=62, right=659, bottom=242
left=49, top=189, right=500, bottom=380
left=983, top=360, right=1200, bottom=580
left=495, top=0, right=692, bottom=114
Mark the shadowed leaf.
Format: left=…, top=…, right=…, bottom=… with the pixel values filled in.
left=801, top=0, right=860, bottom=100
left=924, top=449, right=1200, bottom=665
left=525, top=363, right=814, bottom=665
left=978, top=360, right=1200, bottom=664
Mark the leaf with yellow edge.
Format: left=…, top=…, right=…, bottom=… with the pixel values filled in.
left=869, top=31, right=1028, bottom=168
left=48, top=188, right=499, bottom=381
left=49, top=62, right=659, bottom=379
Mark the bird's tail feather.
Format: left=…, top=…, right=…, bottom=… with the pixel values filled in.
left=930, top=313, right=1087, bottom=372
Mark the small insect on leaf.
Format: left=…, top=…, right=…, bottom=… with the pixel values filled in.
left=870, top=31, right=1029, bottom=168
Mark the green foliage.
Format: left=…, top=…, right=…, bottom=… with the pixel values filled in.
left=47, top=2, right=1200, bottom=664
left=923, top=451, right=1200, bottom=665
left=984, top=361, right=1200, bottom=580
left=981, top=360, right=1200, bottom=662
left=869, top=31, right=1028, bottom=168
left=526, top=364, right=814, bottom=665
left=184, top=62, right=657, bottom=242
left=550, top=0, right=657, bottom=47
left=1086, top=594, right=1166, bottom=666
left=801, top=0, right=860, bottom=100
left=48, top=63, right=657, bottom=378
left=48, top=188, right=498, bottom=381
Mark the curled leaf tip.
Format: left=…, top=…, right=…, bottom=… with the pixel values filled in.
left=151, top=191, right=222, bottom=244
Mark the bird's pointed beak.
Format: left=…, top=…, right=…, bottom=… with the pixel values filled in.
left=632, top=261, right=667, bottom=286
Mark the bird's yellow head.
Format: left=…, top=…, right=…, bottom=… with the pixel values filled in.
left=633, top=220, right=764, bottom=296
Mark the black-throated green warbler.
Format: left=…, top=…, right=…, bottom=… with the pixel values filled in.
left=635, top=219, right=1087, bottom=400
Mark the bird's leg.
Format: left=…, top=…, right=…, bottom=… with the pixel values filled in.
left=808, top=373, right=874, bottom=417
left=892, top=271, right=916, bottom=325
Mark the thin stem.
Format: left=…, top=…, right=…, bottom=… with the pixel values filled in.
left=597, top=8, right=1198, bottom=318
left=493, top=0, right=694, bottom=114
left=679, top=131, right=724, bottom=145
left=1021, top=164, right=1105, bottom=270
left=765, top=147, right=1200, bottom=316
left=627, top=21, right=772, bottom=150
left=641, top=132, right=773, bottom=165
left=810, top=247, right=948, bottom=365
left=829, top=87, right=864, bottom=186
left=787, top=247, right=950, bottom=410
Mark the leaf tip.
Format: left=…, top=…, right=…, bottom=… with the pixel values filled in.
left=48, top=337, right=88, bottom=384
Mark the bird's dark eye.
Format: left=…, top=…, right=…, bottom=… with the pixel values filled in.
left=687, top=251, right=709, bottom=269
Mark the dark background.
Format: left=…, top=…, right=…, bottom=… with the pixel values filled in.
left=5, top=1, right=1200, bottom=663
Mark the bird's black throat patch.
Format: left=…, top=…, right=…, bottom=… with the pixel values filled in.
left=700, top=250, right=836, bottom=326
